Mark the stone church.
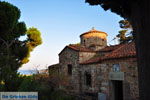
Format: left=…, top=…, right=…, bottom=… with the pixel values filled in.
left=53, top=28, right=139, bottom=100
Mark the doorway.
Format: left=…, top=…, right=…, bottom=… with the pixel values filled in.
left=112, top=80, right=123, bottom=100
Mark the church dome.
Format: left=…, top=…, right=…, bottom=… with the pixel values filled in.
left=80, top=28, right=108, bottom=51
left=80, top=27, right=108, bottom=40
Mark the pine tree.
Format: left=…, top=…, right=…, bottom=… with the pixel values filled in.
left=0, top=1, right=42, bottom=91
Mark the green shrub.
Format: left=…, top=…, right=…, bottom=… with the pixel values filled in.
left=50, top=90, right=75, bottom=100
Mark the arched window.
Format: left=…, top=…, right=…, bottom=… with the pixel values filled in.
left=85, top=72, right=92, bottom=87
left=113, top=64, right=120, bottom=72
left=68, top=64, right=72, bottom=75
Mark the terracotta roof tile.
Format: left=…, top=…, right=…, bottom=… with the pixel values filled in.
left=59, top=44, right=95, bottom=55
left=80, top=42, right=136, bottom=65
left=100, top=44, right=123, bottom=52
left=67, top=44, right=95, bottom=52
left=103, top=42, right=136, bottom=60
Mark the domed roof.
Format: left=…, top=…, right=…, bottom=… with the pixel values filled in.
left=80, top=27, right=108, bottom=38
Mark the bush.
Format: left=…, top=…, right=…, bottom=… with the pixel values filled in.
left=50, top=90, right=75, bottom=100
left=17, top=73, right=75, bottom=100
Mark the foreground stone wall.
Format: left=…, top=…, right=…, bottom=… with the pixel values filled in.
left=101, top=58, right=139, bottom=100
left=80, top=64, right=102, bottom=93
left=79, top=58, right=138, bottom=100
left=59, top=48, right=80, bottom=92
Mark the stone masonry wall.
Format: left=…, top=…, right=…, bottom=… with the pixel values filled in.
left=81, top=37, right=107, bottom=51
left=79, top=58, right=138, bottom=100
left=80, top=64, right=102, bottom=93
left=59, top=47, right=138, bottom=100
left=59, top=48, right=80, bottom=92
left=101, top=58, right=139, bottom=100
left=79, top=52, right=96, bottom=63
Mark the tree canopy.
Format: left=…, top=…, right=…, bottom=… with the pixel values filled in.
left=85, top=0, right=137, bottom=18
left=22, top=27, right=42, bottom=64
left=116, top=20, right=133, bottom=44
left=0, top=1, right=42, bottom=91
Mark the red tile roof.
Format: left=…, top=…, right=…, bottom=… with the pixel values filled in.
left=103, top=42, right=136, bottom=59
left=67, top=44, right=95, bottom=52
left=80, top=28, right=107, bottom=37
left=81, top=42, right=136, bottom=65
left=59, top=44, right=95, bottom=55
left=99, top=44, right=123, bottom=52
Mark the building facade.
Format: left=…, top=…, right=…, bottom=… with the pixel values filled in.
left=57, top=28, right=139, bottom=100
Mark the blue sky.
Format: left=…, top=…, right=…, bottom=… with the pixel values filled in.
left=3, top=0, right=123, bottom=70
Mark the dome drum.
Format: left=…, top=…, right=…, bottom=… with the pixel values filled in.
left=80, top=28, right=108, bottom=51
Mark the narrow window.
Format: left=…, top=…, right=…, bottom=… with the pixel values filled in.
left=85, top=72, right=92, bottom=87
left=102, top=39, right=105, bottom=41
left=83, top=39, right=86, bottom=45
left=83, top=39, right=85, bottom=43
left=68, top=64, right=72, bottom=75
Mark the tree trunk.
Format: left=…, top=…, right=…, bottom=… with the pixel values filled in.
left=129, top=1, right=150, bottom=100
